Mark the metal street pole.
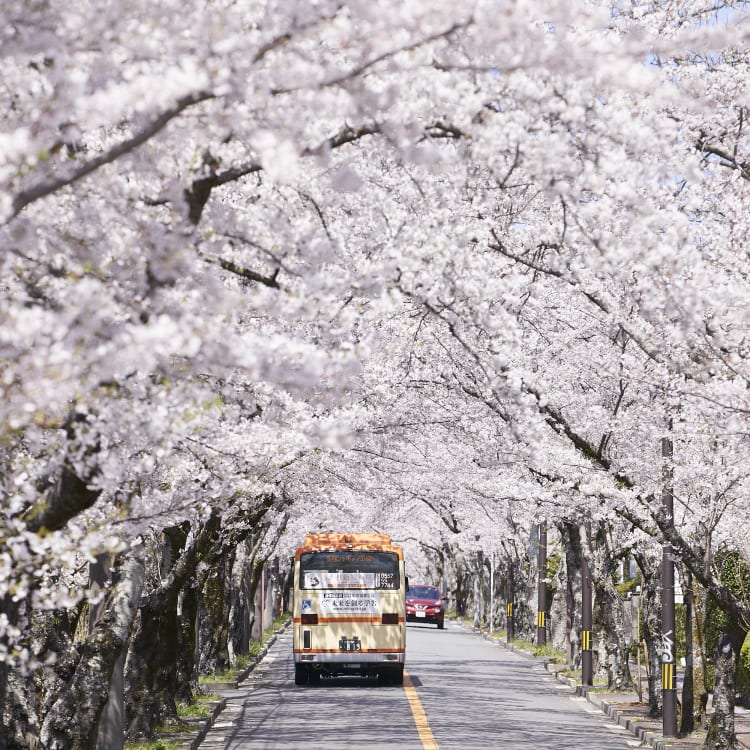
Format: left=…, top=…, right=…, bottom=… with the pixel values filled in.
left=473, top=563, right=481, bottom=629
left=490, top=551, right=495, bottom=635
left=260, top=562, right=266, bottom=634
left=581, top=547, right=593, bottom=686
left=507, top=562, right=514, bottom=643
left=442, top=547, right=448, bottom=598
left=537, top=521, right=547, bottom=646
left=661, top=432, right=677, bottom=737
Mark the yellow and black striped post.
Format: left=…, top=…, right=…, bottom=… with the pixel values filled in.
left=506, top=602, right=514, bottom=640
left=662, top=661, right=675, bottom=691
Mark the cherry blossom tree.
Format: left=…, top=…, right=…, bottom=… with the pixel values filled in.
left=2, top=0, right=750, bottom=748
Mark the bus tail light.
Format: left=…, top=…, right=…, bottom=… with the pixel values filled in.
left=381, top=613, right=399, bottom=624
left=301, top=613, right=318, bottom=625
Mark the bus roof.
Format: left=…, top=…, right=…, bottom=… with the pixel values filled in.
left=295, top=533, right=403, bottom=560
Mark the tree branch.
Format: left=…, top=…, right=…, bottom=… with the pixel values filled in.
left=9, top=91, right=214, bottom=223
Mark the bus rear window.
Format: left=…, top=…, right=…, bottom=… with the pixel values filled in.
left=299, top=551, right=399, bottom=590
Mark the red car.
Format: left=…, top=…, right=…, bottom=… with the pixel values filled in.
left=406, top=584, right=446, bottom=629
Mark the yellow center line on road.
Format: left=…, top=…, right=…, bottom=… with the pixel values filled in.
left=403, top=669, right=439, bottom=750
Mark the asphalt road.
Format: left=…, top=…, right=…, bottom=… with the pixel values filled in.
left=199, top=621, right=641, bottom=750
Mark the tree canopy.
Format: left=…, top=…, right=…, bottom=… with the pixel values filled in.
left=2, top=0, right=750, bottom=670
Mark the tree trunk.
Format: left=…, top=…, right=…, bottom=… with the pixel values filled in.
left=455, top=558, right=466, bottom=617
left=705, top=623, right=748, bottom=750
left=198, top=549, right=234, bottom=673
left=125, top=518, right=218, bottom=739
left=591, top=523, right=633, bottom=690
left=4, top=417, right=102, bottom=748
left=227, top=541, right=252, bottom=665
left=503, top=541, right=534, bottom=641
left=87, top=555, right=125, bottom=750
left=554, top=522, right=583, bottom=666
left=176, top=583, right=200, bottom=704
left=681, top=567, right=695, bottom=735
left=0, top=594, right=37, bottom=750
left=39, top=547, right=145, bottom=749
left=635, top=552, right=663, bottom=716
left=693, top=579, right=710, bottom=727
left=125, top=599, right=182, bottom=738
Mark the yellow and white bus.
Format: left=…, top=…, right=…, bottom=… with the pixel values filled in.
left=292, top=532, right=406, bottom=685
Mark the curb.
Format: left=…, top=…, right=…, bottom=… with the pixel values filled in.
left=178, top=619, right=291, bottom=749
left=188, top=698, right=227, bottom=750
left=545, top=659, right=694, bottom=749
left=199, top=619, right=292, bottom=691
left=456, top=621, right=708, bottom=750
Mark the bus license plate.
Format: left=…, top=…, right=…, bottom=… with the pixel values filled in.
left=339, top=638, right=361, bottom=651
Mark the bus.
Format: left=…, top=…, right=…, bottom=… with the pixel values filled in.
left=292, top=532, right=407, bottom=685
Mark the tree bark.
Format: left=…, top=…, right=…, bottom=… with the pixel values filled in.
left=591, top=522, right=633, bottom=690
left=635, top=552, right=663, bottom=716
left=0, top=595, right=27, bottom=750
left=197, top=549, right=234, bottom=674
left=705, top=623, right=748, bottom=750
left=681, top=567, right=695, bottom=735
left=555, top=522, right=583, bottom=666
left=125, top=517, right=219, bottom=739
left=227, top=541, right=252, bottom=665
left=39, top=546, right=145, bottom=749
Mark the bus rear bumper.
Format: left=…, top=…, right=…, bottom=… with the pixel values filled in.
left=293, top=652, right=405, bottom=683
left=294, top=651, right=404, bottom=664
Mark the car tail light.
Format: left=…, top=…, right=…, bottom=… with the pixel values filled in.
left=381, top=613, right=399, bottom=624
left=301, top=613, right=318, bottom=625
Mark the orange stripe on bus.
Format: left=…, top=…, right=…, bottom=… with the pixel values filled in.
left=293, top=616, right=404, bottom=624
left=293, top=648, right=405, bottom=654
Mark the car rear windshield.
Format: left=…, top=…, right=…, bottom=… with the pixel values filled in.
left=408, top=585, right=439, bottom=599
left=299, top=551, right=400, bottom=590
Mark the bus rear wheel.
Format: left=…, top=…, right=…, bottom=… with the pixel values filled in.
left=380, top=665, right=404, bottom=685
left=294, top=664, right=308, bottom=685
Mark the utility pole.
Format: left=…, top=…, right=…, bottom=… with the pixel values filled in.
left=537, top=521, right=547, bottom=646
left=442, top=547, right=448, bottom=599
left=260, top=562, right=266, bottom=635
left=581, top=540, right=593, bottom=686
left=506, top=562, right=514, bottom=643
left=661, top=431, right=677, bottom=737
left=489, top=551, right=495, bottom=635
